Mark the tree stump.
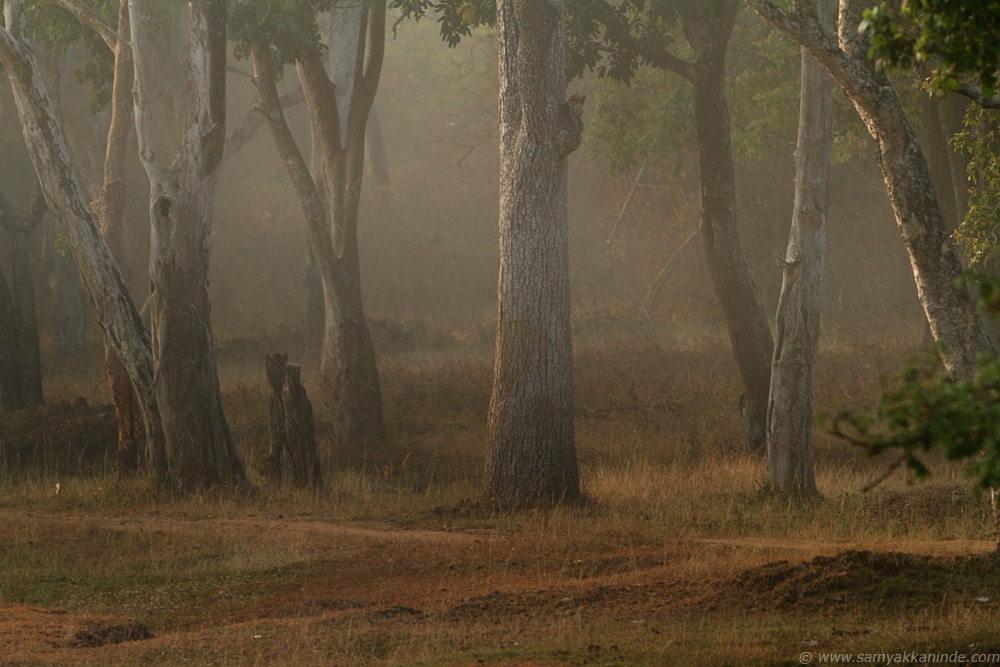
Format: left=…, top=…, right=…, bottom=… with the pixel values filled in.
left=264, top=354, right=321, bottom=486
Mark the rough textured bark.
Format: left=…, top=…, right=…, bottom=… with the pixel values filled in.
left=265, top=353, right=288, bottom=482
left=766, top=39, right=833, bottom=494
left=0, top=0, right=165, bottom=474
left=483, top=0, right=580, bottom=505
left=265, top=354, right=321, bottom=485
left=745, top=0, right=993, bottom=381
left=130, top=0, right=245, bottom=486
left=681, top=1, right=774, bottom=455
left=248, top=4, right=387, bottom=454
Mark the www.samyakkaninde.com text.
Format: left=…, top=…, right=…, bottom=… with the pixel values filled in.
left=799, top=650, right=1000, bottom=664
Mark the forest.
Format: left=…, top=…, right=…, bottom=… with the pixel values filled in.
left=2, top=0, right=1000, bottom=664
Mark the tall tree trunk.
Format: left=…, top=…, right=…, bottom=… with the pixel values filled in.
left=130, top=0, right=244, bottom=486
left=745, top=0, right=993, bottom=381
left=83, top=0, right=145, bottom=476
left=0, top=267, right=24, bottom=408
left=767, top=38, right=833, bottom=494
left=249, top=4, right=388, bottom=455
left=0, top=0, right=164, bottom=475
left=53, top=248, right=87, bottom=357
left=0, top=186, right=44, bottom=407
left=938, top=94, right=971, bottom=227
left=483, top=0, right=580, bottom=505
left=11, top=195, right=44, bottom=406
left=922, top=94, right=960, bottom=231
left=682, top=1, right=774, bottom=455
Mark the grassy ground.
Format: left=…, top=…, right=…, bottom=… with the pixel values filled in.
left=2, top=317, right=999, bottom=666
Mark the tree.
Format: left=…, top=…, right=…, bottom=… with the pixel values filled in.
left=47, top=0, right=148, bottom=474
left=233, top=0, right=389, bottom=453
left=862, top=0, right=1000, bottom=107
left=0, top=186, right=45, bottom=409
left=387, top=0, right=580, bottom=503
left=481, top=0, right=582, bottom=505
left=128, top=0, right=245, bottom=486
left=744, top=0, right=993, bottom=382
left=766, top=6, right=833, bottom=494
left=0, top=0, right=167, bottom=475
left=576, top=0, right=775, bottom=454
left=833, top=275, right=1000, bottom=552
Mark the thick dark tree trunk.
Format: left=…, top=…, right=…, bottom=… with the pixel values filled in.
left=937, top=95, right=971, bottom=226
left=366, top=103, right=390, bottom=189
left=319, top=267, right=386, bottom=454
left=0, top=268, right=24, bottom=408
left=767, top=39, right=833, bottom=494
left=683, top=1, right=774, bottom=456
left=0, top=187, right=44, bottom=407
left=922, top=95, right=960, bottom=231
left=483, top=0, right=581, bottom=506
left=11, top=223, right=43, bottom=406
left=304, top=245, right=324, bottom=356
left=53, top=249, right=87, bottom=358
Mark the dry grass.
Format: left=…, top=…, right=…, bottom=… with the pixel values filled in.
left=1, top=316, right=998, bottom=666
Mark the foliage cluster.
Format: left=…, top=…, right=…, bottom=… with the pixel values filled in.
left=230, top=0, right=338, bottom=67
left=834, top=275, right=1000, bottom=495
left=954, top=108, right=1000, bottom=266
left=24, top=0, right=117, bottom=113
left=862, top=0, right=1000, bottom=98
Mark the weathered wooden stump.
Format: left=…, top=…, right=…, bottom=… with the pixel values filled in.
left=264, top=354, right=321, bottom=486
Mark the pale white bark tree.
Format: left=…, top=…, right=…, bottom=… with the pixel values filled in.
left=744, top=0, right=993, bottom=381
left=766, top=16, right=834, bottom=494
left=0, top=0, right=166, bottom=474
left=129, top=0, right=245, bottom=486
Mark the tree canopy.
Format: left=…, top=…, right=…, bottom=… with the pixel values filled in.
left=862, top=0, right=1000, bottom=104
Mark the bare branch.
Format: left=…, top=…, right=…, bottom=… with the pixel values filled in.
left=956, top=82, right=1000, bottom=109
left=53, top=0, right=121, bottom=50
left=861, top=453, right=908, bottom=493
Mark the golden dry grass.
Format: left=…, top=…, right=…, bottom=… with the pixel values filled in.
left=2, top=317, right=999, bottom=666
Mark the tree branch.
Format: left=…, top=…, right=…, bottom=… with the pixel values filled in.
left=225, top=87, right=305, bottom=161
left=956, top=81, right=1000, bottom=109
left=250, top=44, right=339, bottom=280
left=2, top=0, right=28, bottom=41
left=53, top=0, right=121, bottom=50
left=588, top=0, right=694, bottom=82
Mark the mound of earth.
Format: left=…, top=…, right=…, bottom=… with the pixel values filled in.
left=720, top=549, right=1000, bottom=612
left=0, top=604, right=153, bottom=660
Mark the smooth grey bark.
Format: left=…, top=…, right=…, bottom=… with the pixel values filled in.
left=249, top=4, right=387, bottom=454
left=130, top=0, right=245, bottom=486
left=745, top=0, right=993, bottom=382
left=679, top=1, right=775, bottom=455
left=57, top=0, right=150, bottom=476
left=483, top=0, right=580, bottom=505
left=766, top=39, right=833, bottom=495
left=0, top=0, right=166, bottom=475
